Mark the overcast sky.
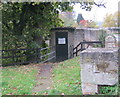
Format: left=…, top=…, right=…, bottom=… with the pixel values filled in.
left=73, top=0, right=119, bottom=22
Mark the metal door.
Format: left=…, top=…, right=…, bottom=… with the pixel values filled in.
left=55, top=32, right=68, bottom=61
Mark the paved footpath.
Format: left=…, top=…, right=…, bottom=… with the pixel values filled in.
left=32, top=64, right=53, bottom=93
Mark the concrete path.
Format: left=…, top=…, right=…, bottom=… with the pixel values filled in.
left=32, top=64, right=53, bottom=93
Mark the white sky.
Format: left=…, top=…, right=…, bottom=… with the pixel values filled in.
left=73, top=0, right=120, bottom=22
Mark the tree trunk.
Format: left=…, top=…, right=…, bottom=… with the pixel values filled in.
left=26, top=35, right=44, bottom=64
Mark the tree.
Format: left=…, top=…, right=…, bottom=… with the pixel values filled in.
left=2, top=2, right=73, bottom=50
left=59, top=11, right=76, bottom=27
left=85, top=20, right=98, bottom=28
left=102, top=11, right=120, bottom=27
left=79, top=1, right=106, bottom=11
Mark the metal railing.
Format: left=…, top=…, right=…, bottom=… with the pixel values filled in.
left=73, top=41, right=103, bottom=56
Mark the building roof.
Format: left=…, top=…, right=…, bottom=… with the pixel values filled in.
left=77, top=14, right=84, bottom=24
left=51, top=27, right=76, bottom=32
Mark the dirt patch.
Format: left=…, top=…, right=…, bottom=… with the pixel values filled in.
left=96, top=62, right=109, bottom=72
left=32, top=63, right=53, bottom=93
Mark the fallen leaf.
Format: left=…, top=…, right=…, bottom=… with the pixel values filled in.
left=47, top=87, right=50, bottom=89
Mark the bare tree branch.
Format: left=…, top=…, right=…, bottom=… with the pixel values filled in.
left=94, top=2, right=106, bottom=8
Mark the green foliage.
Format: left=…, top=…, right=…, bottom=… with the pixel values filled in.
left=59, top=11, right=76, bottom=27
left=2, top=65, right=38, bottom=95
left=99, top=30, right=107, bottom=47
left=52, top=57, right=82, bottom=95
left=102, top=12, right=120, bottom=27
left=93, top=30, right=106, bottom=48
left=2, top=2, right=73, bottom=50
left=86, top=20, right=99, bottom=28
left=99, top=85, right=118, bottom=95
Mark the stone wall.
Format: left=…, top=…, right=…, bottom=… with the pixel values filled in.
left=80, top=48, right=119, bottom=94
left=84, top=29, right=102, bottom=41
left=74, top=28, right=105, bottom=48
left=50, top=32, right=56, bottom=48
left=74, top=29, right=84, bottom=47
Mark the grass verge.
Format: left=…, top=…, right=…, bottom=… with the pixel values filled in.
left=52, top=57, right=82, bottom=95
left=2, top=64, right=38, bottom=95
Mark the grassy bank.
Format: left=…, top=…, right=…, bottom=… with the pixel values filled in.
left=52, top=57, right=82, bottom=95
left=2, top=65, right=38, bottom=95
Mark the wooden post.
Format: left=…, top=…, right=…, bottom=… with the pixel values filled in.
left=12, top=50, right=15, bottom=63
left=38, top=48, right=41, bottom=63
left=36, top=48, right=39, bottom=63
left=2, top=50, right=4, bottom=66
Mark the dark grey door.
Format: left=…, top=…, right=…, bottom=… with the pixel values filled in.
left=55, top=32, right=68, bottom=61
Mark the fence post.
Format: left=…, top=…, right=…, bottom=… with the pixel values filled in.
left=36, top=48, right=41, bottom=63
left=76, top=47, right=78, bottom=56
left=12, top=50, right=15, bottom=63
left=38, top=48, right=41, bottom=63
left=1, top=50, right=4, bottom=66
left=36, top=48, right=39, bottom=63
left=81, top=43, right=83, bottom=51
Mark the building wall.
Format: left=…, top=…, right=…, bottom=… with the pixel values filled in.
left=68, top=31, right=74, bottom=58
left=74, top=29, right=84, bottom=48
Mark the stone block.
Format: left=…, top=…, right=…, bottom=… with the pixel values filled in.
left=80, top=48, right=119, bottom=94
